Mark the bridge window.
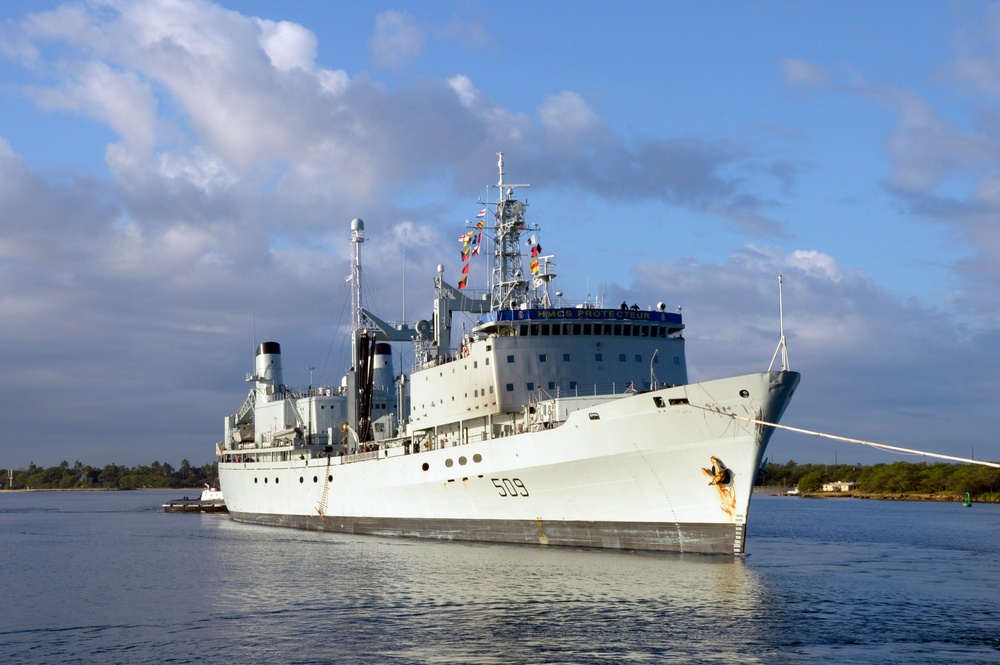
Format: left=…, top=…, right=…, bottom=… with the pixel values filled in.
left=541, top=324, right=550, bottom=335
left=583, top=324, right=592, bottom=335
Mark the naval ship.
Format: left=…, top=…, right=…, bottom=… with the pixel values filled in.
left=217, top=153, right=800, bottom=554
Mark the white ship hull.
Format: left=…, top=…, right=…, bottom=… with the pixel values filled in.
left=219, top=370, right=798, bottom=554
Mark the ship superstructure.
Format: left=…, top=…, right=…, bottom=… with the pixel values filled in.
left=217, top=153, right=799, bottom=554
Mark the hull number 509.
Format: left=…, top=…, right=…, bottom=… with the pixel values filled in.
left=492, top=478, right=529, bottom=497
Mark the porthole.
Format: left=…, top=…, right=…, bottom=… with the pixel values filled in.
left=473, top=453, right=482, bottom=463
left=328, top=475, right=333, bottom=482
left=739, top=389, right=750, bottom=398
left=299, top=477, right=304, bottom=483
left=275, top=477, right=279, bottom=484
left=254, top=477, right=258, bottom=484
left=459, top=456, right=467, bottom=465
left=421, top=462, right=430, bottom=471
left=313, top=476, right=318, bottom=483
left=264, top=477, right=268, bottom=483
left=445, top=458, right=454, bottom=468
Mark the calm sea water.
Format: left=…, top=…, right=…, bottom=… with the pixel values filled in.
left=1, top=491, right=997, bottom=664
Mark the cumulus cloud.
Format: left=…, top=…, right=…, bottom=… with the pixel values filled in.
left=1, top=0, right=998, bottom=469
left=257, top=19, right=317, bottom=72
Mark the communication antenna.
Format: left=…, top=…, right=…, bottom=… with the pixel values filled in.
left=768, top=274, right=790, bottom=371
left=649, top=349, right=659, bottom=390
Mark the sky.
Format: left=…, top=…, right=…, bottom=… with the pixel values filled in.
left=2, top=0, right=1000, bottom=470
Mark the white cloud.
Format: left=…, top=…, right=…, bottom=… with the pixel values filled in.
left=370, top=10, right=424, bottom=70
left=539, top=91, right=601, bottom=136
left=257, top=19, right=316, bottom=72
left=780, top=57, right=832, bottom=88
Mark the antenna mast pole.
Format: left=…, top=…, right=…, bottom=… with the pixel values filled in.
left=768, top=274, right=790, bottom=371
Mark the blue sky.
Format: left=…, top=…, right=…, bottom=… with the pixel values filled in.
left=2, top=0, right=999, bottom=469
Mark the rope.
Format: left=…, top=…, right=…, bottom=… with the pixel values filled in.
left=692, top=405, right=1000, bottom=469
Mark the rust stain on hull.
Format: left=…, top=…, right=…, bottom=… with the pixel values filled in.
left=702, top=455, right=737, bottom=520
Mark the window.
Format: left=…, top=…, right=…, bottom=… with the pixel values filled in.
left=573, top=324, right=581, bottom=335
left=583, top=324, right=592, bottom=335
left=507, top=355, right=515, bottom=363
left=563, top=353, right=571, bottom=361
left=526, top=382, right=535, bottom=391
left=506, top=383, right=514, bottom=392
left=635, top=354, right=642, bottom=363
left=614, top=324, right=622, bottom=335
left=539, top=354, right=547, bottom=362
left=595, top=353, right=603, bottom=362
left=619, top=354, right=626, bottom=362
left=519, top=324, right=528, bottom=336
left=552, top=326, right=560, bottom=336
left=541, top=324, right=549, bottom=335
left=548, top=381, right=556, bottom=389
left=569, top=381, right=577, bottom=389
left=530, top=324, right=538, bottom=336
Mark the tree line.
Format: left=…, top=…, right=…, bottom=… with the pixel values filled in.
left=2, top=460, right=218, bottom=490
left=758, top=459, right=1000, bottom=500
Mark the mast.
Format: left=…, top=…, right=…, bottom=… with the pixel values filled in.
left=348, top=218, right=375, bottom=443
left=351, top=218, right=365, bottom=331
left=489, top=151, right=531, bottom=311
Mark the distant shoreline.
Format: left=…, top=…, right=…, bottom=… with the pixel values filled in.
left=1, top=487, right=206, bottom=493
left=756, top=487, right=995, bottom=503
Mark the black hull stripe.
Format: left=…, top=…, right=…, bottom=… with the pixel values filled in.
left=230, top=512, right=741, bottom=555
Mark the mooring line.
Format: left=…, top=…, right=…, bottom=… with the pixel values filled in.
left=693, top=405, right=1000, bottom=469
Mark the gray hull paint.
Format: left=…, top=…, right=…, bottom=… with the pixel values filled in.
left=230, top=512, right=742, bottom=555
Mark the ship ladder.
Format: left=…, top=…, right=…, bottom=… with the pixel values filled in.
left=316, top=455, right=332, bottom=520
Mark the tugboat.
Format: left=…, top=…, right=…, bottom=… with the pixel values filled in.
left=163, top=485, right=228, bottom=513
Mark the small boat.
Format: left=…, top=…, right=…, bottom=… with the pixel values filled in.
left=163, top=485, right=228, bottom=513
left=785, top=487, right=801, bottom=496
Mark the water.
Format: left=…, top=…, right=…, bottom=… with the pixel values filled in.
left=1, top=491, right=998, bottom=664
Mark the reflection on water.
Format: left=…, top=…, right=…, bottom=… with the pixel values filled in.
left=210, top=519, right=780, bottom=663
